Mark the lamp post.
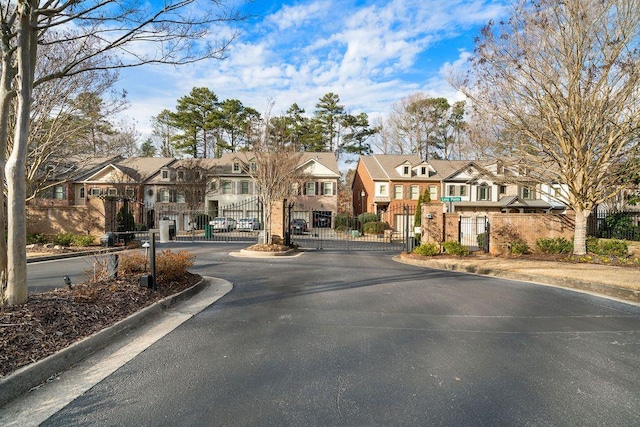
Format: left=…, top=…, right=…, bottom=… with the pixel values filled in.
left=360, top=190, right=365, bottom=215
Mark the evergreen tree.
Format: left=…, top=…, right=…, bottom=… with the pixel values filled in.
left=170, top=87, right=219, bottom=158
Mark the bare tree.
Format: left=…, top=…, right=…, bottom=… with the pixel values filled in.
left=247, top=105, right=307, bottom=245
left=451, top=0, right=640, bottom=255
left=1, top=0, right=245, bottom=306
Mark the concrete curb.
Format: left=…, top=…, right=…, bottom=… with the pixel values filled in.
left=0, top=277, right=209, bottom=408
left=394, top=256, right=640, bottom=304
left=230, top=249, right=302, bottom=258
left=27, top=247, right=127, bottom=263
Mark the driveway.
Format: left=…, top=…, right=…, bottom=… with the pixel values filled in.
left=15, top=245, right=640, bottom=425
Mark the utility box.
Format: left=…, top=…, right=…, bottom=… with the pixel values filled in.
left=140, top=274, right=155, bottom=289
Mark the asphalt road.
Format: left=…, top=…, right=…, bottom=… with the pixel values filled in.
left=26, top=243, right=640, bottom=425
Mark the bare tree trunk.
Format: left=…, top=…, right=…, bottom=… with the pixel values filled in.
left=5, top=2, right=36, bottom=305
left=573, top=208, right=591, bottom=256
left=0, top=29, right=16, bottom=303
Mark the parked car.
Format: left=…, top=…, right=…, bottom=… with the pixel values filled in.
left=290, top=218, right=308, bottom=234
left=236, top=218, right=261, bottom=231
left=210, top=217, right=237, bottom=232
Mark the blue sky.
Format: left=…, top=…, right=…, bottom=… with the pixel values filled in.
left=116, top=0, right=508, bottom=139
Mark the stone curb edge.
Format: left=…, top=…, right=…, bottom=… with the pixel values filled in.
left=0, top=277, right=208, bottom=408
left=393, top=256, right=640, bottom=304
left=27, top=247, right=127, bottom=263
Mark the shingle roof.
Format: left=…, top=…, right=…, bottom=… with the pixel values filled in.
left=359, top=154, right=467, bottom=181
left=113, top=157, right=176, bottom=182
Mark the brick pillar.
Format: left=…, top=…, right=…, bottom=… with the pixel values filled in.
left=270, top=200, right=285, bottom=243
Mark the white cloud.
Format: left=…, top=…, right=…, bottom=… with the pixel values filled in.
left=116, top=0, right=509, bottom=141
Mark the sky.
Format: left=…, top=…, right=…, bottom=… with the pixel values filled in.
left=115, top=0, right=509, bottom=142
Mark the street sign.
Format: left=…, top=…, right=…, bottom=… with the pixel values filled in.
left=440, top=196, right=462, bottom=202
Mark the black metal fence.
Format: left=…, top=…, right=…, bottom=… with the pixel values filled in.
left=290, top=204, right=416, bottom=251
left=587, top=209, right=640, bottom=241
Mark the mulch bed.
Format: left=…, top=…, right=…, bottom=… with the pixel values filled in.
left=0, top=273, right=201, bottom=378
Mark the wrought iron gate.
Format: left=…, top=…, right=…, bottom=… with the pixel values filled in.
left=290, top=204, right=416, bottom=251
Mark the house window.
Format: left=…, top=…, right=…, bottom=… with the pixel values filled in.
left=429, top=186, right=438, bottom=201
left=194, top=170, right=201, bottom=180
left=80, top=187, right=85, bottom=199
left=421, top=166, right=427, bottom=175
left=477, top=185, right=491, bottom=201
left=250, top=162, right=257, bottom=172
left=241, top=181, right=250, bottom=195
left=107, top=188, right=117, bottom=196
left=53, top=185, right=65, bottom=200
left=394, top=185, right=403, bottom=200
left=403, top=165, right=410, bottom=176
left=176, top=192, right=185, bottom=203
left=379, top=184, right=387, bottom=196
left=459, top=185, right=466, bottom=197
left=521, top=186, right=535, bottom=200
left=322, top=182, right=333, bottom=196
left=177, top=170, right=184, bottom=180
left=233, top=162, right=241, bottom=173
left=161, top=170, right=169, bottom=180
left=448, top=185, right=456, bottom=196
left=306, top=182, right=317, bottom=195
left=125, top=188, right=134, bottom=197
left=410, top=185, right=419, bottom=200
left=222, top=182, right=232, bottom=194
left=499, top=185, right=507, bottom=195
left=90, top=187, right=101, bottom=196
left=159, top=189, right=170, bottom=202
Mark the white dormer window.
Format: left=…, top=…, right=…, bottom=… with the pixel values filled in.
left=177, top=170, right=184, bottom=180
left=403, top=165, right=410, bottom=176
left=250, top=162, right=257, bottom=172
left=233, top=162, right=241, bottom=173
left=421, top=166, right=427, bottom=176
left=161, top=169, right=170, bottom=181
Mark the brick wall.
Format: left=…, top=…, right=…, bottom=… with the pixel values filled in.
left=27, top=198, right=106, bottom=239
left=488, top=213, right=575, bottom=254
left=420, top=205, right=575, bottom=254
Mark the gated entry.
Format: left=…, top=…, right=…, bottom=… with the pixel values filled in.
left=459, top=216, right=489, bottom=252
left=290, top=205, right=416, bottom=251
left=152, top=197, right=264, bottom=243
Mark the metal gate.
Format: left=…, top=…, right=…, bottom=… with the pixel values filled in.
left=290, top=204, right=416, bottom=251
left=151, top=197, right=264, bottom=243
left=459, top=216, right=489, bottom=252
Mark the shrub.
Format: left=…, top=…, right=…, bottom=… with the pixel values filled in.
left=510, top=240, right=529, bottom=255
left=477, top=233, right=486, bottom=250
left=585, top=237, right=629, bottom=257
left=442, top=240, right=469, bottom=257
left=357, top=212, right=379, bottom=225
left=413, top=243, right=440, bottom=256
left=118, top=251, right=148, bottom=276
left=363, top=221, right=390, bottom=235
left=536, top=237, right=573, bottom=254
left=334, top=214, right=351, bottom=232
left=52, top=232, right=75, bottom=246
left=118, top=249, right=195, bottom=283
left=154, top=250, right=196, bottom=282
left=27, top=233, right=49, bottom=244
left=597, top=239, right=629, bottom=257
left=72, top=234, right=96, bottom=247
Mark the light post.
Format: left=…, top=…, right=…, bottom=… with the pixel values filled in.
left=360, top=190, right=365, bottom=215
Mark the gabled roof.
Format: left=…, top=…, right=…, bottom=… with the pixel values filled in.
left=441, top=160, right=495, bottom=181
left=81, top=157, right=176, bottom=183
left=54, top=155, right=123, bottom=181
left=215, top=151, right=340, bottom=177
left=358, top=154, right=467, bottom=181
left=455, top=195, right=552, bottom=210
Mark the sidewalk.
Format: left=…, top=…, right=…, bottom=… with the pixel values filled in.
left=395, top=254, right=640, bottom=304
